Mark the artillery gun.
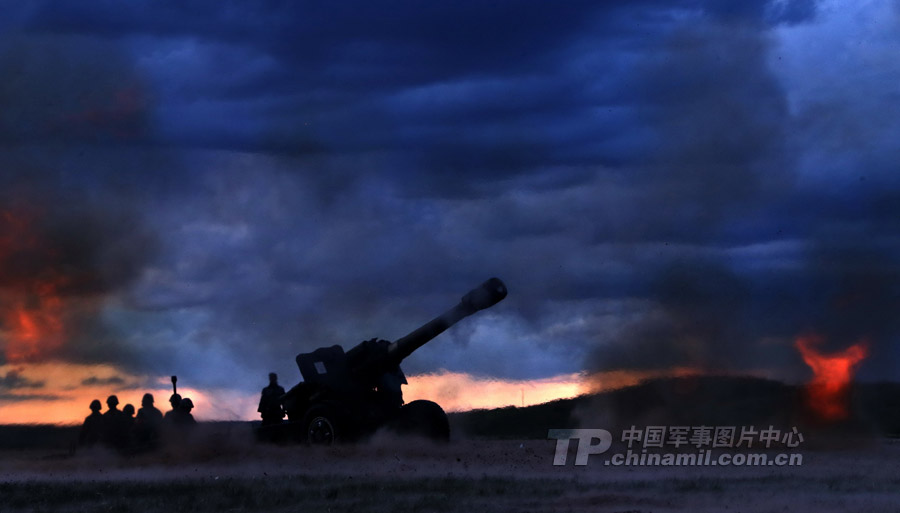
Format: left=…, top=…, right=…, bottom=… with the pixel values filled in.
left=272, top=278, right=507, bottom=445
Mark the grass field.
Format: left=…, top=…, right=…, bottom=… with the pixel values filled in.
left=2, top=432, right=900, bottom=512
left=4, top=378, right=899, bottom=511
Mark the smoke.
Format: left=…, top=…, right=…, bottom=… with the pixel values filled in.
left=587, top=8, right=900, bottom=383
left=591, top=262, right=752, bottom=371
left=0, top=202, right=153, bottom=297
left=793, top=224, right=900, bottom=376
left=0, top=34, right=160, bottom=367
left=586, top=18, right=792, bottom=375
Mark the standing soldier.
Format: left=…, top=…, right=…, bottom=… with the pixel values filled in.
left=164, top=393, right=182, bottom=423
left=78, top=399, right=103, bottom=447
left=122, top=404, right=136, bottom=425
left=176, top=397, right=197, bottom=426
left=135, top=393, right=163, bottom=449
left=258, top=373, right=285, bottom=426
left=121, top=404, right=136, bottom=449
left=102, top=395, right=127, bottom=449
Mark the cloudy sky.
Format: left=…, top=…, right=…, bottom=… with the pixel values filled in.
left=1, top=0, right=899, bottom=421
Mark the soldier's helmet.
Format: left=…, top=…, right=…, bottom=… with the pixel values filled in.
left=169, top=393, right=182, bottom=408
left=269, top=372, right=278, bottom=382
left=142, top=393, right=154, bottom=407
left=89, top=399, right=102, bottom=412
left=180, top=398, right=194, bottom=411
left=123, top=404, right=135, bottom=417
left=107, top=395, right=119, bottom=408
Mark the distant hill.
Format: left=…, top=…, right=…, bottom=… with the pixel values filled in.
left=449, top=375, right=900, bottom=439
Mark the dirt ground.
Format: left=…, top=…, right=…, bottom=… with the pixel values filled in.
left=2, top=429, right=900, bottom=512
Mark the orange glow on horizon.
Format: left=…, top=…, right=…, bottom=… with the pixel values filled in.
left=403, top=371, right=588, bottom=411
left=402, top=368, right=701, bottom=412
left=0, top=362, right=704, bottom=425
left=795, top=334, right=868, bottom=421
left=0, top=362, right=219, bottom=425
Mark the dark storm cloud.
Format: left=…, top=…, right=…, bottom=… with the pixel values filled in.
left=80, top=375, right=125, bottom=387
left=0, top=34, right=148, bottom=145
left=24, top=1, right=605, bottom=71
left=613, top=22, right=791, bottom=243
left=10, top=0, right=900, bottom=396
left=14, top=1, right=819, bottom=185
left=0, top=393, right=61, bottom=402
left=0, top=370, right=45, bottom=390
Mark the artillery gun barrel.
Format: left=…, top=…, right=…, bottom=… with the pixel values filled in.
left=386, top=277, right=507, bottom=364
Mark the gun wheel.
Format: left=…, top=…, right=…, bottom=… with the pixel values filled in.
left=301, top=405, right=340, bottom=445
left=308, top=416, right=335, bottom=445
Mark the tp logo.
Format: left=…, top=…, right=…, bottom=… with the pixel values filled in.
left=548, top=429, right=612, bottom=466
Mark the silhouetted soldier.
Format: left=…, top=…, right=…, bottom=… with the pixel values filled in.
left=164, top=393, right=182, bottom=424
left=102, top=395, right=128, bottom=449
left=122, top=404, right=135, bottom=424
left=135, top=393, right=163, bottom=449
left=258, top=372, right=285, bottom=426
left=173, top=397, right=197, bottom=427
left=78, top=399, right=103, bottom=447
left=121, top=404, right=136, bottom=449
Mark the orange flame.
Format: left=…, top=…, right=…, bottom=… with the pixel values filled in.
left=795, top=334, right=868, bottom=421
left=4, top=285, right=66, bottom=362
left=0, top=210, right=69, bottom=362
